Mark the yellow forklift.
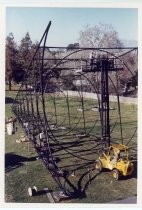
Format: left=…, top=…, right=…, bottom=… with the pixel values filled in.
left=95, top=144, right=134, bottom=180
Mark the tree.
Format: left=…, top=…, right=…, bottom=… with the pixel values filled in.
left=12, top=61, right=25, bottom=84
left=18, top=32, right=33, bottom=74
left=78, top=23, right=126, bottom=95
left=79, top=23, right=123, bottom=48
left=6, top=33, right=17, bottom=90
left=67, top=43, right=80, bottom=50
left=17, top=32, right=36, bottom=87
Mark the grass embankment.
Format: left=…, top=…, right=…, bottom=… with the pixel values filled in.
left=5, top=91, right=137, bottom=203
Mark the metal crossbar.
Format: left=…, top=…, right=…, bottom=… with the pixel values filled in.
left=12, top=21, right=138, bottom=196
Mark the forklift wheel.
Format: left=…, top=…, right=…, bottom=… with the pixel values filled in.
left=112, top=169, right=120, bottom=180
left=95, top=159, right=102, bottom=172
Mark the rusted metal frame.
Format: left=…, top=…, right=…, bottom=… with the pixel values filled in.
left=66, top=91, right=71, bottom=128
left=80, top=75, right=86, bottom=134
left=39, top=23, right=65, bottom=192
left=28, top=63, right=37, bottom=137
left=53, top=93, right=58, bottom=126
left=41, top=46, right=138, bottom=50
left=33, top=58, right=87, bottom=61
left=35, top=53, right=44, bottom=135
left=11, top=20, right=138, bottom=195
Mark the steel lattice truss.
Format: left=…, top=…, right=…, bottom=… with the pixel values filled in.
left=12, top=21, right=138, bottom=196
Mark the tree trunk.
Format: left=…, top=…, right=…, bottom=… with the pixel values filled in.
left=8, top=79, right=12, bottom=91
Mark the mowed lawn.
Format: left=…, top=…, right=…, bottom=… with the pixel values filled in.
left=5, top=90, right=137, bottom=203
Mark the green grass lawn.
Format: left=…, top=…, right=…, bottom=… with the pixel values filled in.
left=5, top=90, right=137, bottom=203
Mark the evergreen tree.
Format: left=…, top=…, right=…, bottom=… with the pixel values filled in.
left=6, top=33, right=17, bottom=90
left=18, top=32, right=33, bottom=74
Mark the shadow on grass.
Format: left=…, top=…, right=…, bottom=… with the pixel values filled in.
left=63, top=160, right=137, bottom=200
left=5, top=152, right=37, bottom=172
left=132, top=160, right=137, bottom=178
left=63, top=169, right=100, bottom=199
left=5, top=97, right=18, bottom=104
left=122, top=160, right=137, bottom=180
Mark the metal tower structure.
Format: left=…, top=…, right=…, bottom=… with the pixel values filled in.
left=12, top=21, right=138, bottom=196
